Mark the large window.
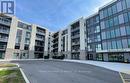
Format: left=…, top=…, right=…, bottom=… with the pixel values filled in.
left=126, top=0, right=130, bottom=8
left=128, top=39, right=130, bottom=48
left=117, top=1, right=122, bottom=12
left=111, top=29, right=115, bottom=38
left=103, top=9, right=108, bottom=18
left=112, top=4, right=117, bottom=14
left=101, top=32, right=106, bottom=39
left=96, top=44, right=102, bottom=51
left=95, top=26, right=100, bottom=33
left=106, top=31, right=111, bottom=39
left=105, top=20, right=109, bottom=28
left=107, top=41, right=112, bottom=49
left=115, top=28, right=121, bottom=37
left=114, top=16, right=119, bottom=25
left=101, top=21, right=105, bottom=29
left=102, top=42, right=107, bottom=50
left=118, top=14, right=124, bottom=24
left=108, top=7, right=112, bottom=16
left=100, top=11, right=104, bottom=19
left=122, top=0, right=127, bottom=10
left=109, top=18, right=114, bottom=27
left=122, top=39, right=128, bottom=48
left=124, top=13, right=129, bottom=23
left=120, top=26, right=126, bottom=36
left=117, top=40, right=122, bottom=49
left=126, top=25, right=130, bottom=35
left=112, top=40, right=117, bottom=49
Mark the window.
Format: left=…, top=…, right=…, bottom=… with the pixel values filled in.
left=122, top=0, right=127, bottom=10
left=114, top=16, right=119, bottom=25
left=128, top=39, right=130, bottom=48
left=96, top=35, right=101, bottom=41
left=126, top=25, right=130, bottom=35
left=118, top=14, right=124, bottom=24
left=101, top=32, right=106, bottom=39
left=115, top=28, right=121, bottom=37
left=124, top=13, right=129, bottom=23
left=107, top=41, right=112, bottom=49
left=108, top=7, right=112, bottom=16
left=96, top=16, right=99, bottom=23
left=128, top=12, right=130, bottom=20
left=101, top=21, right=105, bottom=29
left=15, top=29, right=22, bottom=44
left=25, top=38, right=30, bottom=44
left=96, top=44, right=102, bottom=51
left=112, top=4, right=117, bottom=14
left=106, top=31, right=111, bottom=39
left=117, top=1, right=122, bottom=12
left=26, top=32, right=31, bottom=38
left=111, top=29, right=115, bottom=38
left=120, top=26, right=126, bottom=36
left=95, top=26, right=100, bottom=33
left=105, top=20, right=109, bottom=28
left=122, top=39, right=128, bottom=48
left=109, top=18, right=114, bottom=27
left=126, top=0, right=130, bottom=8
left=100, top=10, right=104, bottom=19
left=103, top=9, right=108, bottom=18
left=112, top=40, right=117, bottom=49
left=117, top=40, right=122, bottom=49
left=102, top=42, right=107, bottom=50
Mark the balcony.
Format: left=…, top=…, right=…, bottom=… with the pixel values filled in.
left=0, top=38, right=8, bottom=42
left=72, top=49, right=80, bottom=52
left=0, top=29, right=9, bottom=34
left=35, top=43, right=44, bottom=47
left=0, top=17, right=11, bottom=26
left=0, top=45, right=6, bottom=51
left=71, top=34, right=80, bottom=39
left=36, top=37, right=44, bottom=41
left=71, top=27, right=79, bottom=32
left=36, top=31, right=45, bottom=36
left=72, top=42, right=80, bottom=46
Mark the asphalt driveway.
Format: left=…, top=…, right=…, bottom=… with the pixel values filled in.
left=12, top=60, right=123, bottom=83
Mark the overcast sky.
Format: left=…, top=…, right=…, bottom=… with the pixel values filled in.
left=16, top=0, right=113, bottom=31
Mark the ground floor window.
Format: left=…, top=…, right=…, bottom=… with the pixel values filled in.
left=96, top=54, right=103, bottom=61
left=71, top=53, right=80, bottom=60
left=108, top=53, right=124, bottom=62
left=87, top=54, right=93, bottom=60
left=0, top=52, right=4, bottom=59
left=35, top=53, right=43, bottom=59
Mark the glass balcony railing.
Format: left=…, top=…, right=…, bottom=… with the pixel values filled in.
left=36, top=37, right=44, bottom=41
left=0, top=45, right=6, bottom=50
left=0, top=38, right=8, bottom=42
left=0, top=18, right=11, bottom=26
left=72, top=42, right=80, bottom=45
left=0, top=29, right=9, bottom=34
left=71, top=34, right=80, bottom=39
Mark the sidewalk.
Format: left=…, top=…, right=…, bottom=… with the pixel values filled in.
left=64, top=60, right=130, bottom=74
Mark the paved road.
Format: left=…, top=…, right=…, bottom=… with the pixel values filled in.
left=12, top=60, right=123, bottom=83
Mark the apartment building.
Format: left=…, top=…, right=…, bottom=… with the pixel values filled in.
left=0, top=14, right=49, bottom=60
left=1, top=0, right=130, bottom=62
left=85, top=0, right=130, bottom=62
left=49, top=18, right=86, bottom=60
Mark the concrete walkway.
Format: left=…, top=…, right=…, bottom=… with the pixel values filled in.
left=64, top=60, right=130, bottom=74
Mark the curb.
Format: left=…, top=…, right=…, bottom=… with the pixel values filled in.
left=17, top=64, right=30, bottom=83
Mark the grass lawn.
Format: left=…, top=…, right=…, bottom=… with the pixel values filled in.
left=0, top=63, right=17, bottom=68
left=0, top=69, right=26, bottom=83
left=0, top=63, right=26, bottom=83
